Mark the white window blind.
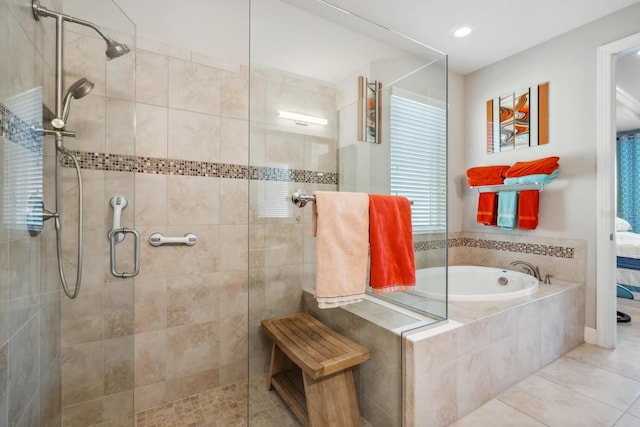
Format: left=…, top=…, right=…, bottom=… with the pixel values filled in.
left=390, top=91, right=446, bottom=232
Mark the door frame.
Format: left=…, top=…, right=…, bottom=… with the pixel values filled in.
left=595, top=31, right=640, bottom=348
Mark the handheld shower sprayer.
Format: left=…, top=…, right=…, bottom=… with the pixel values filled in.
left=51, top=78, right=95, bottom=129
left=32, top=0, right=131, bottom=299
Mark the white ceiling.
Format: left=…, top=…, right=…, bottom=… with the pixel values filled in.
left=327, top=0, right=640, bottom=75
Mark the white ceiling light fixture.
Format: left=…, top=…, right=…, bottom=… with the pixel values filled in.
left=451, top=25, right=473, bottom=38
left=277, top=110, right=328, bottom=126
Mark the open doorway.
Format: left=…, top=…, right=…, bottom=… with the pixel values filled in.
left=596, top=32, right=640, bottom=349
left=614, top=49, right=640, bottom=327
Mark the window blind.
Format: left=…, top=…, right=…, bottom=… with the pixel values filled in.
left=390, top=92, right=446, bottom=232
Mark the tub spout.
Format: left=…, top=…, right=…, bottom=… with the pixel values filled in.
left=509, top=260, right=541, bottom=281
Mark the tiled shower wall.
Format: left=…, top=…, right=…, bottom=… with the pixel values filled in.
left=1, top=0, right=62, bottom=426
left=57, top=27, right=342, bottom=420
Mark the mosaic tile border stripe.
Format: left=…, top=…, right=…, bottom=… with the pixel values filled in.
left=61, top=150, right=338, bottom=184
left=450, top=237, right=575, bottom=259
left=0, top=102, right=42, bottom=155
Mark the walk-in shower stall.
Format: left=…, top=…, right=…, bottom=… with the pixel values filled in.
left=0, top=0, right=446, bottom=425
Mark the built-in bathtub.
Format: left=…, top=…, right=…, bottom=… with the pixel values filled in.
left=416, top=265, right=540, bottom=302
left=303, top=265, right=585, bottom=427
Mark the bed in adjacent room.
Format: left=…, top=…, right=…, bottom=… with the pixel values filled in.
left=616, top=217, right=640, bottom=299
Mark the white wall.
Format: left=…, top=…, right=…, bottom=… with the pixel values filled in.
left=463, top=2, right=640, bottom=328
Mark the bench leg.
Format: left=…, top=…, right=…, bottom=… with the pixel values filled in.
left=268, top=343, right=295, bottom=390
left=303, top=369, right=361, bottom=427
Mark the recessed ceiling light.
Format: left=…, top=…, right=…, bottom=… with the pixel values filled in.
left=451, top=25, right=473, bottom=38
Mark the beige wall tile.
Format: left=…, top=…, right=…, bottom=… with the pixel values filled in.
left=220, top=179, right=248, bottom=225
left=163, top=369, right=218, bottom=403
left=106, top=98, right=135, bottom=155
left=265, top=129, right=304, bottom=170
left=135, top=277, right=167, bottom=333
left=61, top=398, right=102, bottom=427
left=167, top=273, right=220, bottom=328
left=61, top=288, right=104, bottom=346
left=219, top=225, right=248, bottom=272
left=264, top=223, right=303, bottom=267
left=221, top=69, right=248, bottom=120
left=220, top=117, right=248, bottom=165
left=165, top=225, right=220, bottom=275
left=64, top=32, right=106, bottom=97
left=135, top=103, right=168, bottom=158
left=219, top=315, right=248, bottom=366
left=106, top=48, right=135, bottom=102
left=135, top=50, right=169, bottom=106
left=62, top=341, right=104, bottom=406
left=168, top=109, right=221, bottom=162
left=133, top=381, right=166, bottom=413
left=104, top=336, right=134, bottom=395
left=166, top=322, right=218, bottom=380
left=168, top=58, right=221, bottom=115
left=134, top=173, right=167, bottom=227
left=413, top=363, right=458, bottom=427
left=7, top=316, right=38, bottom=426
left=134, top=330, right=166, bottom=388
left=219, top=271, right=249, bottom=319
left=104, top=281, right=134, bottom=339
left=167, top=175, right=219, bottom=226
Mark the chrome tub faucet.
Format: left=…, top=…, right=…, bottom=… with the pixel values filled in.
left=509, top=260, right=542, bottom=281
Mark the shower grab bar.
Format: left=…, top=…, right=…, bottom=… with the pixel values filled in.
left=109, top=228, right=140, bottom=279
left=292, top=189, right=315, bottom=207
left=149, top=232, right=198, bottom=247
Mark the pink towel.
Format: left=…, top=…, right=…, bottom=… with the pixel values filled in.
left=312, top=191, right=369, bottom=308
left=368, top=195, right=416, bottom=294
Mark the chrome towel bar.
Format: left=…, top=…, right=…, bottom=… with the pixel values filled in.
left=291, top=189, right=315, bottom=207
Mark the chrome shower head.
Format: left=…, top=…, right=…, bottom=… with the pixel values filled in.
left=105, top=38, right=130, bottom=60
left=32, top=0, right=131, bottom=61
left=51, top=78, right=95, bottom=129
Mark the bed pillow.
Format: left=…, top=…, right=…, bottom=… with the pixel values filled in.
left=616, top=217, right=632, bottom=232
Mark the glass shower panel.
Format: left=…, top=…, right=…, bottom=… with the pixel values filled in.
left=249, top=1, right=447, bottom=425
left=54, top=1, right=137, bottom=425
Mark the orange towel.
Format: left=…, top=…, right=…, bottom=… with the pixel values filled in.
left=466, top=165, right=510, bottom=186
left=477, top=193, right=498, bottom=225
left=504, top=156, right=559, bottom=177
left=467, top=166, right=509, bottom=226
left=518, top=190, right=539, bottom=229
left=312, top=191, right=369, bottom=308
left=368, top=195, right=416, bottom=294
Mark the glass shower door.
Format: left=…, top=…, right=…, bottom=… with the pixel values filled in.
left=55, top=1, right=137, bottom=425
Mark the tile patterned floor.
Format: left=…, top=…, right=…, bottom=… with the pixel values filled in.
left=134, top=375, right=372, bottom=427
left=452, top=297, right=640, bottom=427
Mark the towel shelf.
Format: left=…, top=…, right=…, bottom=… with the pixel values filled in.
left=471, top=183, right=545, bottom=193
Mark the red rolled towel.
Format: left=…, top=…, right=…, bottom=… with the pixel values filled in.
left=518, top=190, right=539, bottom=229
left=369, top=194, right=416, bottom=294
left=467, top=166, right=509, bottom=226
left=504, top=156, right=559, bottom=178
left=466, top=165, right=510, bottom=186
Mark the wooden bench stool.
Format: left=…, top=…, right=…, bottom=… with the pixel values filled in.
left=261, top=312, right=370, bottom=427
